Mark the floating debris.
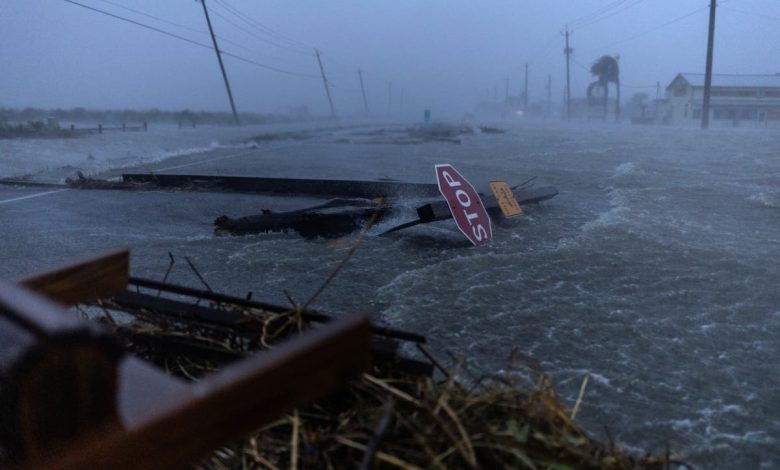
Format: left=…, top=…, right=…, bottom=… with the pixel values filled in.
left=479, top=125, right=507, bottom=134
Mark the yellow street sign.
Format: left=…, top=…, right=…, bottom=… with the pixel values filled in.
left=489, top=180, right=523, bottom=218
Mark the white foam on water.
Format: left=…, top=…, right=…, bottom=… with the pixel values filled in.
left=611, top=162, right=639, bottom=177
left=0, top=124, right=277, bottom=181
left=748, top=191, right=780, bottom=208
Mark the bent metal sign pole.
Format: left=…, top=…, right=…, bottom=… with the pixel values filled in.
left=435, top=164, right=492, bottom=246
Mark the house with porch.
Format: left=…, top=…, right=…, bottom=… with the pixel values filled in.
left=656, top=73, right=780, bottom=127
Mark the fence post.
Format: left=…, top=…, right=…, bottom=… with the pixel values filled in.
left=122, top=123, right=126, bottom=131
left=98, top=124, right=102, bottom=134
left=143, top=121, right=148, bottom=131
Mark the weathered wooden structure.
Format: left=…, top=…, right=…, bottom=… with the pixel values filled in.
left=0, top=249, right=373, bottom=468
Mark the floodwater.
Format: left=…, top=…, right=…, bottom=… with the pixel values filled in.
left=2, top=120, right=779, bottom=468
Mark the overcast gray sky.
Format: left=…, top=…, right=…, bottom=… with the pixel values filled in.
left=1, top=0, right=778, bottom=117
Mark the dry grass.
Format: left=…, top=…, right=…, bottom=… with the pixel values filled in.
left=91, top=301, right=685, bottom=470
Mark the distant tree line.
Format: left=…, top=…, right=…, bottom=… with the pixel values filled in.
left=0, top=106, right=314, bottom=126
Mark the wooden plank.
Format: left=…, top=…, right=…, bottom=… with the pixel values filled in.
left=126, top=277, right=427, bottom=344
left=117, top=357, right=191, bottom=429
left=20, top=248, right=129, bottom=306
left=111, top=290, right=248, bottom=327
left=121, top=173, right=440, bottom=198
left=28, top=314, right=371, bottom=470
left=0, top=282, right=123, bottom=461
left=0, top=281, right=84, bottom=336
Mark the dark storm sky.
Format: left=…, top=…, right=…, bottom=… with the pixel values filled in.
left=1, top=0, right=778, bottom=117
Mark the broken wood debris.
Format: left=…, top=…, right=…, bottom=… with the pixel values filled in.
left=2, top=249, right=687, bottom=469
left=98, top=280, right=432, bottom=377
left=119, top=173, right=440, bottom=198
left=0, top=250, right=372, bottom=468
left=479, top=125, right=507, bottom=134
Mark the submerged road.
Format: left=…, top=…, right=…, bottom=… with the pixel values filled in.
left=2, top=121, right=780, bottom=468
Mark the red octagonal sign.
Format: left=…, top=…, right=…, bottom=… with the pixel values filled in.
left=435, top=164, right=492, bottom=245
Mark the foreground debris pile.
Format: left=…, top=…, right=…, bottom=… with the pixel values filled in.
left=89, top=279, right=684, bottom=469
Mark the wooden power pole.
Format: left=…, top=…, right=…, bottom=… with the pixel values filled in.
left=564, top=28, right=572, bottom=121
left=701, top=0, right=717, bottom=129
left=358, top=69, right=369, bottom=116
left=200, top=0, right=239, bottom=125
left=546, top=74, right=552, bottom=118
left=315, top=50, right=336, bottom=118
left=387, top=82, right=392, bottom=116
left=524, top=63, right=529, bottom=111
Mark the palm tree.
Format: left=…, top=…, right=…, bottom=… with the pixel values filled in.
left=590, top=55, right=620, bottom=122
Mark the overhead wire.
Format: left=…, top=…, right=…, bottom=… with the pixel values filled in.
left=211, top=0, right=313, bottom=51
left=574, top=0, right=647, bottom=30
left=598, top=6, right=707, bottom=49
left=720, top=5, right=780, bottom=23
left=60, top=0, right=320, bottom=79
left=95, top=0, right=295, bottom=64
left=567, top=0, right=632, bottom=29
left=204, top=4, right=312, bottom=56
left=94, top=0, right=207, bottom=36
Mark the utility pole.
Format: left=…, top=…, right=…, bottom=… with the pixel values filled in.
left=524, top=63, right=529, bottom=111
left=315, top=49, right=336, bottom=118
left=564, top=27, right=573, bottom=121
left=656, top=81, right=660, bottom=100
left=200, top=0, right=239, bottom=125
left=503, top=78, right=509, bottom=118
left=546, top=74, right=552, bottom=119
left=358, top=69, right=369, bottom=116
left=701, top=0, right=717, bottom=129
left=387, top=81, right=392, bottom=116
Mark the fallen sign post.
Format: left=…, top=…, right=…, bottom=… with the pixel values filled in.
left=435, top=164, right=492, bottom=245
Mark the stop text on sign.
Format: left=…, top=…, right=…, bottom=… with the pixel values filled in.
left=435, top=164, right=492, bottom=246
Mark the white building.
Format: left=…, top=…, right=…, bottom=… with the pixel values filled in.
left=657, top=73, right=780, bottom=127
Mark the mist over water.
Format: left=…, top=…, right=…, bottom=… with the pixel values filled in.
left=4, top=120, right=777, bottom=467
left=3, top=0, right=780, bottom=466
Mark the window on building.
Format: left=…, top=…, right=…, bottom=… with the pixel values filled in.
left=713, top=109, right=737, bottom=120
left=711, top=89, right=757, bottom=97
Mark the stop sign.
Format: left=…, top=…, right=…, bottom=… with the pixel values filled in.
left=435, top=164, right=492, bottom=245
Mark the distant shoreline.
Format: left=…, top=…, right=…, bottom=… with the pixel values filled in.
left=0, top=105, right=320, bottom=128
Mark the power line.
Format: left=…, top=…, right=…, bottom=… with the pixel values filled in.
left=95, top=0, right=207, bottom=36
left=62, top=0, right=214, bottom=51
left=720, top=5, right=780, bottom=23
left=205, top=5, right=310, bottom=55
left=527, top=31, right=561, bottom=64
left=575, top=0, right=647, bottom=30
left=221, top=50, right=318, bottom=78
left=212, top=0, right=313, bottom=51
left=599, top=6, right=707, bottom=49
left=60, top=0, right=319, bottom=79
left=568, top=0, right=632, bottom=29
left=95, top=0, right=294, bottom=64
